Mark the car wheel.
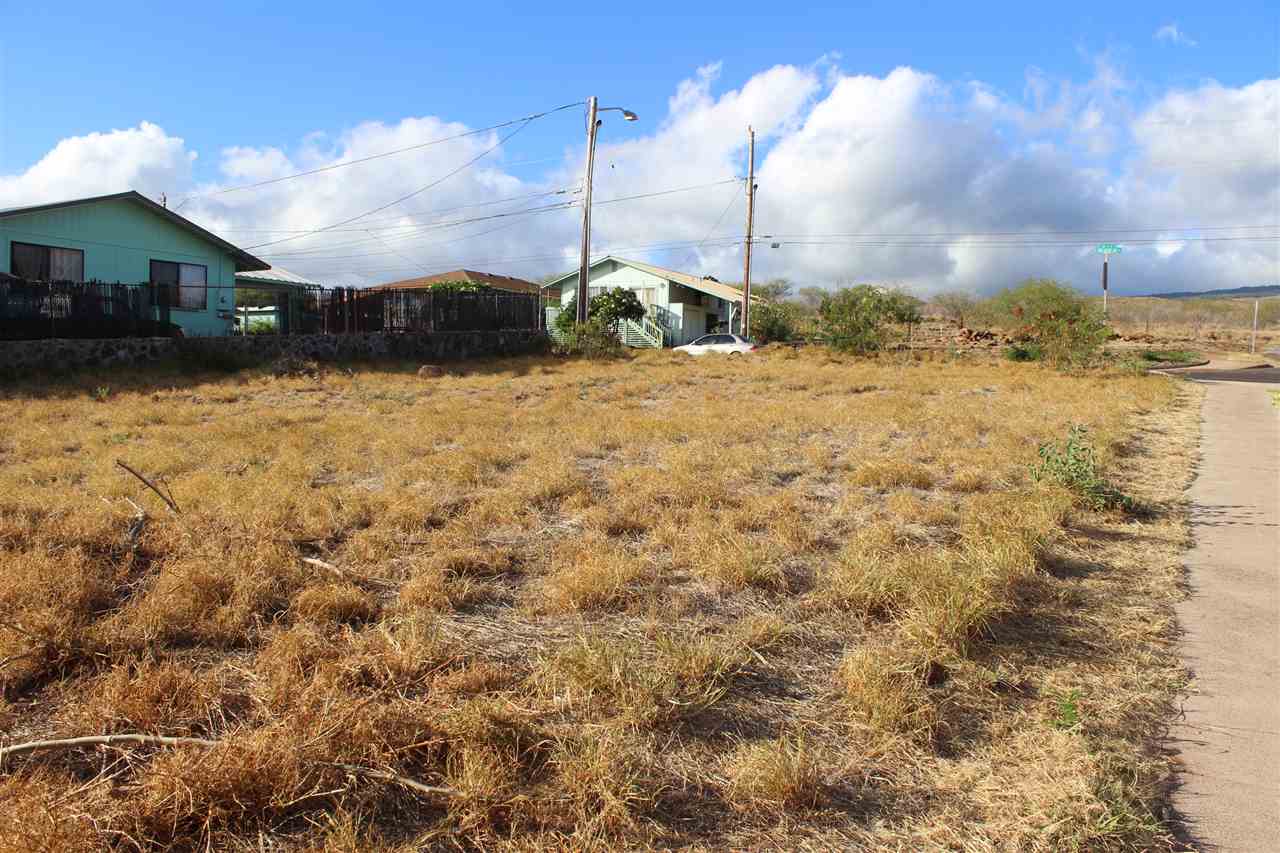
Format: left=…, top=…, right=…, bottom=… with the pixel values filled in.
left=728, top=351, right=742, bottom=357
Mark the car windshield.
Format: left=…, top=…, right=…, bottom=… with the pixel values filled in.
left=691, top=336, right=716, bottom=345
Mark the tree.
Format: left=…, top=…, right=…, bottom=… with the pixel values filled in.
left=751, top=278, right=795, bottom=303
left=816, top=285, right=906, bottom=353
left=555, top=288, right=646, bottom=337
left=589, top=287, right=646, bottom=333
left=984, top=278, right=1090, bottom=331
left=985, top=279, right=1109, bottom=369
left=882, top=289, right=923, bottom=325
left=796, top=286, right=826, bottom=313
left=932, top=291, right=977, bottom=327
left=749, top=300, right=800, bottom=343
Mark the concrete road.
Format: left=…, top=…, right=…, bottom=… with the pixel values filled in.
left=1169, top=371, right=1280, bottom=851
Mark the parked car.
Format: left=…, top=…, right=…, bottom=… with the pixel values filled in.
left=673, top=333, right=757, bottom=356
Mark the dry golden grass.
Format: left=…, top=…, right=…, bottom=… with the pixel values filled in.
left=0, top=348, right=1198, bottom=849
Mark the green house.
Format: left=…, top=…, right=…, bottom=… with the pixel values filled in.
left=0, top=190, right=269, bottom=336
left=542, top=256, right=746, bottom=347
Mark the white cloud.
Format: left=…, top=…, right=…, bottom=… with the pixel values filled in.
left=1155, top=23, right=1197, bottom=47
left=0, top=122, right=194, bottom=207
left=1, top=64, right=1275, bottom=296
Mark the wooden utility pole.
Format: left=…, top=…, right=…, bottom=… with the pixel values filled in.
left=576, top=97, right=600, bottom=325
left=1251, top=298, right=1260, bottom=353
left=741, top=126, right=756, bottom=337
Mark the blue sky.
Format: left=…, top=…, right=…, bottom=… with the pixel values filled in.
left=0, top=2, right=1276, bottom=293
left=2, top=1, right=1274, bottom=178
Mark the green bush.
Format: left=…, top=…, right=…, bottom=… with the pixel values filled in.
left=556, top=288, right=647, bottom=338
left=749, top=301, right=801, bottom=343
left=817, top=285, right=920, bottom=353
left=554, top=318, right=626, bottom=359
left=1003, top=342, right=1043, bottom=362
left=1031, top=425, right=1132, bottom=511
left=985, top=279, right=1109, bottom=369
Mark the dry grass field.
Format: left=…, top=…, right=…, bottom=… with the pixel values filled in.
left=0, top=348, right=1199, bottom=851
left=1103, top=295, right=1279, bottom=354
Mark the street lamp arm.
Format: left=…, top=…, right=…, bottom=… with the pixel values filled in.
left=599, top=107, right=639, bottom=121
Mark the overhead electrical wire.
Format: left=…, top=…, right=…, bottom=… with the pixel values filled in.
left=217, top=187, right=581, bottom=233
left=765, top=234, right=1278, bottom=248
left=172, top=101, right=584, bottom=209
left=244, top=119, right=543, bottom=251
left=253, top=179, right=745, bottom=262
left=678, top=180, right=744, bottom=269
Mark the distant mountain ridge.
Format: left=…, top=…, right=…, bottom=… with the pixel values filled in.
left=1142, top=284, right=1280, bottom=300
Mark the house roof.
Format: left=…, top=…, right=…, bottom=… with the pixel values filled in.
left=371, top=269, right=540, bottom=294
left=0, top=190, right=270, bottom=273
left=542, top=256, right=749, bottom=303
left=235, top=266, right=321, bottom=287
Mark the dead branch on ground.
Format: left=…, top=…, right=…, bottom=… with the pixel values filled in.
left=0, top=734, right=462, bottom=800
left=115, top=460, right=181, bottom=515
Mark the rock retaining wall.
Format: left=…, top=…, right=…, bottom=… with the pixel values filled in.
left=0, top=331, right=548, bottom=376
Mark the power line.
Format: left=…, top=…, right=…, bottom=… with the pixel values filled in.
left=244, top=119, right=540, bottom=251
left=216, top=187, right=581, bottom=232
left=678, top=180, right=744, bottom=269
left=761, top=224, right=1280, bottom=239
left=253, top=179, right=744, bottom=261
left=258, top=199, right=580, bottom=258
left=172, top=102, right=583, bottom=208
left=281, top=237, right=746, bottom=279
left=767, top=235, right=1279, bottom=248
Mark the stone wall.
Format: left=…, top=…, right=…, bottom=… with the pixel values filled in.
left=0, top=336, right=176, bottom=375
left=0, top=330, right=548, bottom=376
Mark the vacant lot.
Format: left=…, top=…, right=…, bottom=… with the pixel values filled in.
left=0, top=349, right=1196, bottom=850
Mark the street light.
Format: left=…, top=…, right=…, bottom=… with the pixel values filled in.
left=576, top=97, right=639, bottom=324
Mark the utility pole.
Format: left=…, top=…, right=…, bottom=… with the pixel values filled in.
left=576, top=97, right=600, bottom=325
left=1101, top=254, right=1109, bottom=317
left=741, top=126, right=756, bottom=337
left=1251, top=298, right=1259, bottom=354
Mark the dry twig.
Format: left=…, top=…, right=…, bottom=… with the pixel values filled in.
left=115, top=460, right=181, bottom=515
left=0, top=735, right=461, bottom=800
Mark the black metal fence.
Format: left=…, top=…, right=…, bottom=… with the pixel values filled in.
left=304, top=288, right=541, bottom=335
left=1, top=276, right=542, bottom=341
left=0, top=277, right=173, bottom=340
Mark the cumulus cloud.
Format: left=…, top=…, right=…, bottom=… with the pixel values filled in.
left=1, top=62, right=1275, bottom=296
left=1154, top=23, right=1197, bottom=47
left=0, top=122, right=195, bottom=207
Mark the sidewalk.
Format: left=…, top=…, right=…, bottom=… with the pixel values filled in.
left=1169, top=376, right=1280, bottom=850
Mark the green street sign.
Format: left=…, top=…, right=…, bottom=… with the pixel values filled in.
left=1096, top=243, right=1123, bottom=254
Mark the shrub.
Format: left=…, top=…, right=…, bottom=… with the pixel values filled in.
left=1031, top=425, right=1132, bottom=511
left=1004, top=342, right=1043, bottom=362
left=749, top=300, right=801, bottom=343
left=985, top=279, right=1109, bottom=369
left=554, top=318, right=626, bottom=359
left=557, top=288, right=647, bottom=338
left=817, top=285, right=921, bottom=353
left=932, top=291, right=978, bottom=327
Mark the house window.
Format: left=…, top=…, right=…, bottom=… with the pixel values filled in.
left=10, top=241, right=84, bottom=282
left=150, top=260, right=208, bottom=310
